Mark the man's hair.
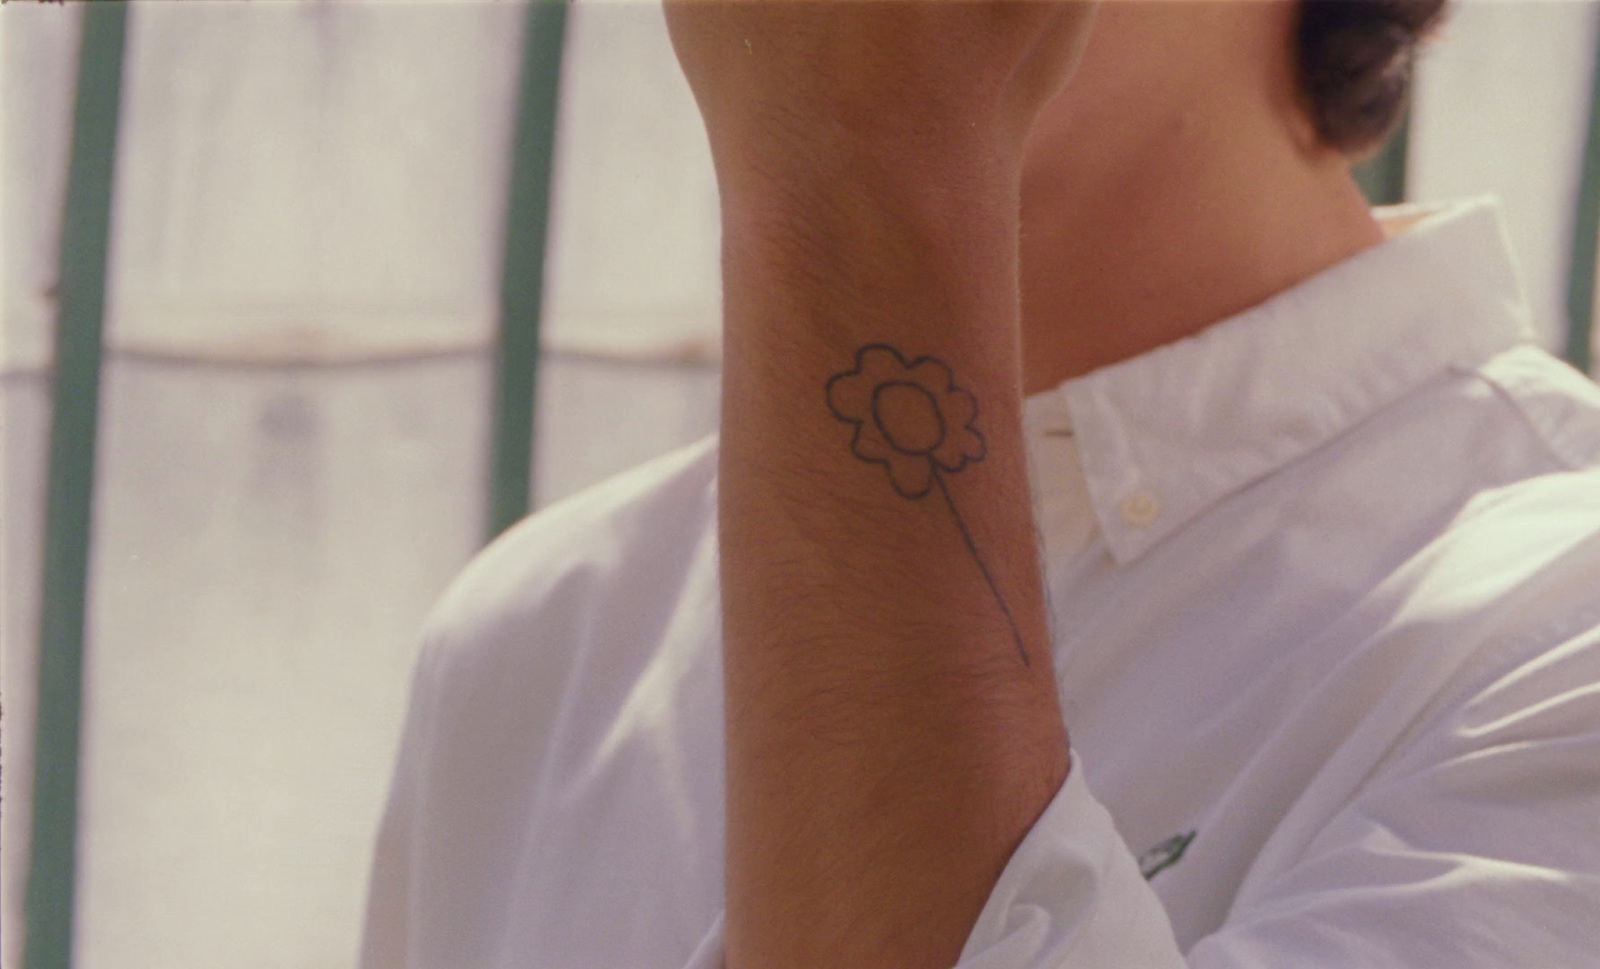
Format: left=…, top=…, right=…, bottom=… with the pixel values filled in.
left=1297, top=0, right=1449, bottom=154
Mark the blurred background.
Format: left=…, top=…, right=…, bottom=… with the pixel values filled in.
left=2, top=1, right=1597, bottom=967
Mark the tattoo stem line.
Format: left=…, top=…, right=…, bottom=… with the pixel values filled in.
left=932, top=468, right=1030, bottom=668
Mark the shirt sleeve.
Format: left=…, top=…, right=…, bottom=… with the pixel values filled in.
left=957, top=758, right=1190, bottom=966
left=670, top=758, right=1190, bottom=969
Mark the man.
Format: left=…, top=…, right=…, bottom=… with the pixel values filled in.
left=361, top=1, right=1600, bottom=966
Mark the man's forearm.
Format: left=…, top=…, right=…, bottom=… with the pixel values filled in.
left=719, top=134, right=1071, bottom=967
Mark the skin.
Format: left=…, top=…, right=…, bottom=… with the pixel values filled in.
left=664, top=2, right=1385, bottom=966
left=1019, top=0, right=1384, bottom=391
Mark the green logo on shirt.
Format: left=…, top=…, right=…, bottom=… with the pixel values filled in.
left=1138, top=830, right=1196, bottom=880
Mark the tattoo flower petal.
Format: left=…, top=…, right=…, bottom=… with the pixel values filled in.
left=825, top=344, right=988, bottom=499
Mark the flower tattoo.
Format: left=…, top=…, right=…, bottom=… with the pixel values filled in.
left=826, top=344, right=1029, bottom=667
left=825, top=345, right=986, bottom=498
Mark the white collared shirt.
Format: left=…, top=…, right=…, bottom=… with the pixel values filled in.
left=360, top=198, right=1600, bottom=968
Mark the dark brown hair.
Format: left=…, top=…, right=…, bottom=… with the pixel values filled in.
left=1297, top=0, right=1449, bottom=154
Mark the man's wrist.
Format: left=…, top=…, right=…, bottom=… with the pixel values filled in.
left=715, top=137, right=1024, bottom=354
left=711, top=111, right=1022, bottom=232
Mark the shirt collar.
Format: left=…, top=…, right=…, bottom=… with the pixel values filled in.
left=1025, top=196, right=1537, bottom=566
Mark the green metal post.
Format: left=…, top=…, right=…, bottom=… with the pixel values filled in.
left=1353, top=111, right=1410, bottom=207
left=25, top=4, right=129, bottom=967
left=488, top=0, right=569, bottom=539
left=1564, top=24, right=1600, bottom=375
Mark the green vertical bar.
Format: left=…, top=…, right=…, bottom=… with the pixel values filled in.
left=488, top=0, right=569, bottom=539
left=25, top=3, right=129, bottom=968
left=1564, top=25, right=1600, bottom=374
left=1353, top=111, right=1410, bottom=207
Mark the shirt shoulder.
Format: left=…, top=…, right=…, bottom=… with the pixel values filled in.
left=1383, top=458, right=1600, bottom=711
left=363, top=436, right=724, bottom=966
left=416, top=433, right=720, bottom=686
left=1472, top=343, right=1600, bottom=470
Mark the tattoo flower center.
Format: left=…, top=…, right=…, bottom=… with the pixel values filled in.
left=873, top=382, right=944, bottom=455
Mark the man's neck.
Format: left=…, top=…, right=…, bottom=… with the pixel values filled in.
left=1017, top=92, right=1386, bottom=395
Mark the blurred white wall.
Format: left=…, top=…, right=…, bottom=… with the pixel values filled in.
left=1, top=2, right=1595, bottom=968
left=2, top=3, right=719, bottom=968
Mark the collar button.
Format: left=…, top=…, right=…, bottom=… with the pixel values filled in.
left=1118, top=489, right=1162, bottom=528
